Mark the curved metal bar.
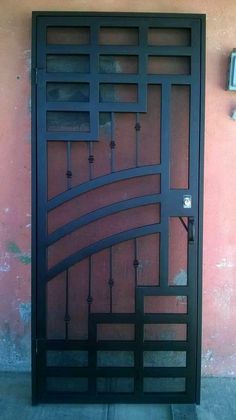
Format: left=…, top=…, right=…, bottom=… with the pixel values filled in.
left=48, top=164, right=161, bottom=211
left=47, top=194, right=161, bottom=246
left=46, top=223, right=162, bottom=282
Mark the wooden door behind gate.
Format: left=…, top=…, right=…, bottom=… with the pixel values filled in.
left=32, top=12, right=205, bottom=404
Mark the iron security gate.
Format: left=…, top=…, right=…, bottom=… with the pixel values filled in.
left=32, top=12, right=205, bottom=404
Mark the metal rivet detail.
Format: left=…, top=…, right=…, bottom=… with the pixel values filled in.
left=66, top=170, right=72, bottom=178
left=108, top=278, right=114, bottom=287
left=133, top=259, right=139, bottom=268
left=87, top=296, right=93, bottom=304
left=64, top=314, right=71, bottom=323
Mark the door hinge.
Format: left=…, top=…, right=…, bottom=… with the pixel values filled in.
left=32, top=68, right=38, bottom=85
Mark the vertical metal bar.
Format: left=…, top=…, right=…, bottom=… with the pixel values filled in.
left=64, top=269, right=70, bottom=340
left=196, top=15, right=206, bottom=405
left=134, top=288, right=143, bottom=397
left=134, top=239, right=142, bottom=396
left=34, top=17, right=48, bottom=403
left=87, top=256, right=93, bottom=313
left=135, top=113, right=141, bottom=167
left=134, top=238, right=139, bottom=288
left=31, top=11, right=38, bottom=406
left=109, top=247, right=114, bottom=313
left=66, top=141, right=72, bottom=190
left=110, top=112, right=116, bottom=173
left=159, top=83, right=171, bottom=288
left=87, top=256, right=96, bottom=395
left=88, top=141, right=94, bottom=180
left=184, top=20, right=202, bottom=403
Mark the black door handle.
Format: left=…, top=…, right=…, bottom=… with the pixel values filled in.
left=188, top=217, right=195, bottom=243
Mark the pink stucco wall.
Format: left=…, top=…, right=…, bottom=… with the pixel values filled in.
left=0, top=0, right=236, bottom=375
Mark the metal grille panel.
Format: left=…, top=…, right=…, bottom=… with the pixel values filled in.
left=32, top=12, right=205, bottom=404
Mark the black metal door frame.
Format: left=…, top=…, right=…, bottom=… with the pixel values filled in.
left=31, top=12, right=205, bottom=404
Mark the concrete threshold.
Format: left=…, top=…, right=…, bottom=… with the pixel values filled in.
left=0, top=373, right=235, bottom=420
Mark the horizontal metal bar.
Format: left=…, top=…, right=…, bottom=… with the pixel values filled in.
left=48, top=165, right=162, bottom=210
left=143, top=341, right=189, bottom=351
left=142, top=367, right=188, bottom=377
left=46, top=367, right=135, bottom=377
left=38, top=339, right=189, bottom=352
left=90, top=313, right=138, bottom=323
left=45, top=366, right=188, bottom=378
left=90, top=313, right=188, bottom=323
left=46, top=131, right=98, bottom=141
left=40, top=72, right=141, bottom=83
left=91, top=74, right=141, bottom=83
left=136, top=286, right=190, bottom=296
left=45, top=45, right=192, bottom=55
left=98, top=101, right=146, bottom=112
left=39, top=71, right=192, bottom=86
left=42, top=73, right=92, bottom=83
left=144, top=314, right=189, bottom=323
left=146, top=75, right=192, bottom=84
left=47, top=194, right=161, bottom=245
left=39, top=13, right=203, bottom=25
left=46, top=102, right=91, bottom=111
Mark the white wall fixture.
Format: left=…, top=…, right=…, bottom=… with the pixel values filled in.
left=228, top=50, right=236, bottom=90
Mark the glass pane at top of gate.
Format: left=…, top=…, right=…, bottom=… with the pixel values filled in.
left=136, top=234, right=160, bottom=286
left=47, top=54, right=90, bottom=73
left=47, top=27, right=90, bottom=45
left=168, top=217, right=188, bottom=286
left=47, top=205, right=160, bottom=270
left=47, top=377, right=88, bottom=393
left=144, top=323, right=187, bottom=341
left=143, top=377, right=186, bottom=393
left=47, top=142, right=67, bottom=200
left=47, top=175, right=160, bottom=234
left=139, top=85, right=161, bottom=165
left=47, top=82, right=90, bottom=102
left=97, top=324, right=135, bottom=341
left=47, top=350, right=88, bottom=367
left=97, top=378, right=134, bottom=393
left=99, top=55, right=138, bottom=74
left=99, top=27, right=138, bottom=45
left=148, top=56, right=190, bottom=75
left=97, top=351, right=134, bottom=367
left=100, top=84, right=138, bottom=103
left=170, top=85, right=190, bottom=189
left=148, top=28, right=190, bottom=46
left=143, top=351, right=186, bottom=367
left=144, top=296, right=187, bottom=314
left=47, top=111, right=90, bottom=132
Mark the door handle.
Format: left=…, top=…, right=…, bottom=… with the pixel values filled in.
left=188, top=217, right=195, bottom=243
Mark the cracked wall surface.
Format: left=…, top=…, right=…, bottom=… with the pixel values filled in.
left=0, top=0, right=236, bottom=375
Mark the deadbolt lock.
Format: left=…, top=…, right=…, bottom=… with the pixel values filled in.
left=183, top=195, right=192, bottom=209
